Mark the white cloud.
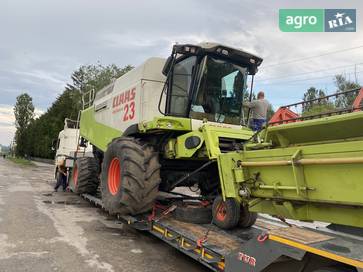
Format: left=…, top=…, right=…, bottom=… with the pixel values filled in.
left=0, top=104, right=43, bottom=145
left=9, top=69, right=66, bottom=86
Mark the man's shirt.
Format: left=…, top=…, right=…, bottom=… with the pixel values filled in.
left=244, top=99, right=271, bottom=120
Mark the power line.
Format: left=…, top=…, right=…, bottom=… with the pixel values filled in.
left=263, top=44, right=363, bottom=68
left=258, top=70, right=363, bottom=86
left=258, top=63, right=363, bottom=82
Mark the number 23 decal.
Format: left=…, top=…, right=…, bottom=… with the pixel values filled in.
left=123, top=101, right=135, bottom=121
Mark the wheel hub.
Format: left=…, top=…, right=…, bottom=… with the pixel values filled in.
left=216, top=202, right=227, bottom=221
left=108, top=158, right=121, bottom=195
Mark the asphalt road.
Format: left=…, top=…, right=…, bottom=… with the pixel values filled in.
left=0, top=157, right=209, bottom=272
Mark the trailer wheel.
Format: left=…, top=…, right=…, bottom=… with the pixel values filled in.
left=175, top=204, right=212, bottom=224
left=101, top=137, right=161, bottom=215
left=69, top=157, right=99, bottom=194
left=239, top=205, right=257, bottom=227
left=212, top=196, right=240, bottom=229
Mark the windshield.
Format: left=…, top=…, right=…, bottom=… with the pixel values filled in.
left=190, top=56, right=247, bottom=125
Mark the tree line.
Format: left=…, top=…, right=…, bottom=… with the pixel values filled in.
left=13, top=64, right=133, bottom=158
left=301, top=75, right=361, bottom=116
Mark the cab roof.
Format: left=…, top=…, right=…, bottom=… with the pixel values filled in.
left=173, top=42, right=263, bottom=74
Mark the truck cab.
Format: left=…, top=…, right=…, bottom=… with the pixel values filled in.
left=53, top=119, right=93, bottom=179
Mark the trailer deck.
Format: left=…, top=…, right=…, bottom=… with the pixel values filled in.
left=81, top=193, right=363, bottom=272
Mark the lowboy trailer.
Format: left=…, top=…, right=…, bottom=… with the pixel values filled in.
left=81, top=193, right=363, bottom=272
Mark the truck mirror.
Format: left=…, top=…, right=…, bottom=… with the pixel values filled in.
left=162, top=56, right=173, bottom=76
left=79, top=137, right=87, bottom=148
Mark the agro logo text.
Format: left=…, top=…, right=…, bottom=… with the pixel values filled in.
left=285, top=15, right=317, bottom=29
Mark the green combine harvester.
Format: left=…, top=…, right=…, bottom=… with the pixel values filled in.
left=70, top=42, right=363, bottom=230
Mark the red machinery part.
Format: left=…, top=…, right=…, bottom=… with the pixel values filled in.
left=353, top=88, right=363, bottom=111
left=269, top=107, right=300, bottom=126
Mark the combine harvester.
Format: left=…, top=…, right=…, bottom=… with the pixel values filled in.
left=69, top=43, right=363, bottom=272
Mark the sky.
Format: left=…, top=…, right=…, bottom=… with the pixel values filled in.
left=0, top=0, right=362, bottom=145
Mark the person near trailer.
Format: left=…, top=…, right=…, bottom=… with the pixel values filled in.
left=243, top=91, right=271, bottom=131
left=54, top=160, right=68, bottom=192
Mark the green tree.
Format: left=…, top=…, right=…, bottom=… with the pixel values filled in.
left=302, top=87, right=335, bottom=116
left=334, top=75, right=361, bottom=109
left=23, top=63, right=133, bottom=159
left=66, top=63, right=134, bottom=95
left=13, top=93, right=34, bottom=156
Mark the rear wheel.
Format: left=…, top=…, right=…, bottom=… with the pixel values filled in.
left=212, top=196, right=240, bottom=229
left=69, top=157, right=99, bottom=194
left=101, top=137, right=161, bottom=215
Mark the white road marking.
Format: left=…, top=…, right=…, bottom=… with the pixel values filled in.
left=34, top=197, right=115, bottom=272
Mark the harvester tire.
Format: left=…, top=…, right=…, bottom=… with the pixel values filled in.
left=212, top=196, right=240, bottom=229
left=175, top=204, right=212, bottom=224
left=101, top=137, right=161, bottom=215
left=239, top=205, right=257, bottom=228
left=69, top=157, right=99, bottom=194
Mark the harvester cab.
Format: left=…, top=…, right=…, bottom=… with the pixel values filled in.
left=159, top=43, right=263, bottom=126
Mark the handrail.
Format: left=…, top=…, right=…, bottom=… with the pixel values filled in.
left=281, top=87, right=361, bottom=109
left=82, top=89, right=95, bottom=109
left=239, top=157, right=363, bottom=167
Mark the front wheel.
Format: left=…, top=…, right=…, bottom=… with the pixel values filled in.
left=101, top=137, right=161, bottom=215
left=212, top=196, right=240, bottom=229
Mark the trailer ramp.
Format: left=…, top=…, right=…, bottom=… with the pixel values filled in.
left=81, top=193, right=363, bottom=272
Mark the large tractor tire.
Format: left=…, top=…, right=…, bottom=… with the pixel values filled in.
left=101, top=137, right=161, bottom=215
left=69, top=157, right=99, bottom=194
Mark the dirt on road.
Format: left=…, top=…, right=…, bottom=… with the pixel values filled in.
left=0, top=158, right=209, bottom=272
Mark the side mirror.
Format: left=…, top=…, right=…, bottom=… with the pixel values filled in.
left=162, top=56, right=173, bottom=76
left=79, top=137, right=87, bottom=148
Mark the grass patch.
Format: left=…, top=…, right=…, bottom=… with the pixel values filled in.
left=7, top=156, right=35, bottom=166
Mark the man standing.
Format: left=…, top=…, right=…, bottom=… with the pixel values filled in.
left=54, top=160, right=68, bottom=192
left=243, top=91, right=271, bottom=131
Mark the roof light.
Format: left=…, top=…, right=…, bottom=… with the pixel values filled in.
left=216, top=47, right=229, bottom=55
